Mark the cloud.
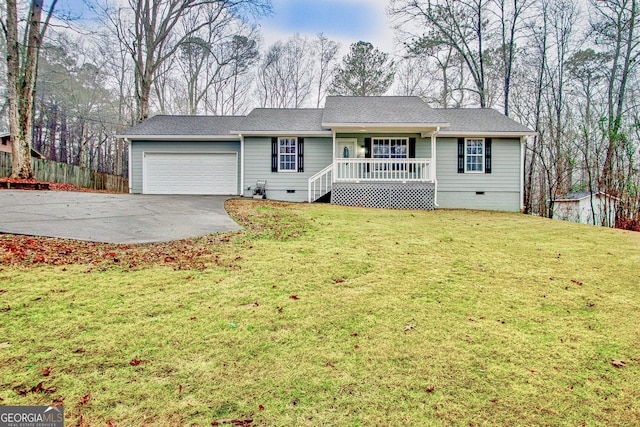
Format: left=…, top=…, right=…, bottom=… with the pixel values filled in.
left=260, top=0, right=397, bottom=54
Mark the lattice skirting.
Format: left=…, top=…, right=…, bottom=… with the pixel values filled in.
left=330, top=182, right=435, bottom=210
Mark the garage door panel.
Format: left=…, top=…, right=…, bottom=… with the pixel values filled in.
left=144, top=153, right=237, bottom=195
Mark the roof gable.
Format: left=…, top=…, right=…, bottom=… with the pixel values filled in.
left=322, top=96, right=448, bottom=126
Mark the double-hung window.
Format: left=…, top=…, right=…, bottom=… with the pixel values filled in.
left=372, top=138, right=409, bottom=159
left=278, top=137, right=297, bottom=172
left=465, top=138, right=484, bottom=173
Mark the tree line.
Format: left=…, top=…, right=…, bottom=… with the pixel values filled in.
left=1, top=0, right=638, bottom=227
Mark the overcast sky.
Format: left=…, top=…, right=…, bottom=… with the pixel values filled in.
left=57, top=0, right=398, bottom=56
left=256, top=0, right=397, bottom=54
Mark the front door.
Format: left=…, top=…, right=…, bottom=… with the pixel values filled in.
left=336, top=139, right=357, bottom=158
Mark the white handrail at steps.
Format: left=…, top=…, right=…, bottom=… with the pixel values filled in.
left=308, top=163, right=334, bottom=202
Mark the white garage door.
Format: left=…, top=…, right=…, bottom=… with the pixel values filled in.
left=144, top=152, right=237, bottom=195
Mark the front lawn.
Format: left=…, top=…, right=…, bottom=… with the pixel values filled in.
left=1, top=200, right=638, bottom=426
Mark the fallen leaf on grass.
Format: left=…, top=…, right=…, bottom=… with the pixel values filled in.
left=258, top=404, right=264, bottom=411
left=107, top=420, right=117, bottom=427
left=289, top=295, right=299, bottom=300
left=0, top=289, right=6, bottom=293
left=129, top=359, right=143, bottom=366
left=42, top=367, right=51, bottom=376
left=404, top=324, right=416, bottom=332
left=17, top=382, right=57, bottom=396
left=426, top=386, right=435, bottom=393
left=78, top=393, right=91, bottom=405
left=571, top=279, right=583, bottom=286
left=0, top=305, right=10, bottom=312
left=211, top=418, right=253, bottom=426
left=612, top=359, right=626, bottom=368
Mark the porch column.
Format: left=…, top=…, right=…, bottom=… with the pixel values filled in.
left=332, top=131, right=337, bottom=182
left=240, top=134, right=245, bottom=197
left=431, top=127, right=439, bottom=206
left=520, top=135, right=525, bottom=211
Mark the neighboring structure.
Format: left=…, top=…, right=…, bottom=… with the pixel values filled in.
left=553, top=192, right=617, bottom=226
left=0, top=132, right=45, bottom=159
left=119, top=96, right=536, bottom=211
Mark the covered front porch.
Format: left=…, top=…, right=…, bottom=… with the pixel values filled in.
left=308, top=157, right=437, bottom=209
left=308, top=130, right=439, bottom=209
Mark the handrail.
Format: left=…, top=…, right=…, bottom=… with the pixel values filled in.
left=308, top=163, right=334, bottom=202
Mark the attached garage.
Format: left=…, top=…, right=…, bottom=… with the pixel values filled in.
left=143, top=152, right=237, bottom=195
left=120, top=115, right=245, bottom=196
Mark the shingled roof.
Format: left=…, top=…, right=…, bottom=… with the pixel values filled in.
left=439, top=108, right=535, bottom=135
left=232, top=109, right=329, bottom=134
left=322, top=96, right=448, bottom=126
left=119, top=115, right=244, bottom=139
left=119, top=99, right=535, bottom=139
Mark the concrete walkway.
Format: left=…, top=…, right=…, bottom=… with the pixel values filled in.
left=0, top=191, right=242, bottom=244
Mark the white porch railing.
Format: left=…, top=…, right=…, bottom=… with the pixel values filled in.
left=308, top=163, right=334, bottom=202
left=335, top=158, right=432, bottom=182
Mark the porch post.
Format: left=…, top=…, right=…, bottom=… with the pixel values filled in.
left=332, top=131, right=337, bottom=182
left=431, top=127, right=439, bottom=206
left=240, top=134, right=244, bottom=197
left=520, top=136, right=525, bottom=212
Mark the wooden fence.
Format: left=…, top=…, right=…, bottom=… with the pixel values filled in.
left=0, top=151, right=128, bottom=193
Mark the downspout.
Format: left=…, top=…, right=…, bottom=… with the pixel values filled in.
left=126, top=138, right=132, bottom=194
left=520, top=136, right=525, bottom=212
left=431, top=127, right=439, bottom=207
left=239, top=133, right=244, bottom=197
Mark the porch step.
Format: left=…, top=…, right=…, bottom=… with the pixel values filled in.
left=331, top=182, right=435, bottom=210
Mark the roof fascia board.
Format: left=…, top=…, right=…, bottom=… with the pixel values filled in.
left=233, top=130, right=332, bottom=136
left=323, top=122, right=451, bottom=129
left=437, top=131, right=537, bottom=137
left=117, top=135, right=241, bottom=141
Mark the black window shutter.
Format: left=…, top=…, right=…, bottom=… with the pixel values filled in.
left=364, top=138, right=372, bottom=158
left=409, top=137, right=416, bottom=158
left=271, top=137, right=278, bottom=172
left=457, top=138, right=465, bottom=173
left=297, top=137, right=304, bottom=172
left=485, top=138, right=492, bottom=174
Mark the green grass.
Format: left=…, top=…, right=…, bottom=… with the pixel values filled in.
left=1, top=201, right=639, bottom=426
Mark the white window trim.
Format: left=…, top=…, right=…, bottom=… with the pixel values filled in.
left=372, top=137, right=409, bottom=159
left=278, top=136, right=297, bottom=172
left=465, top=138, right=485, bottom=174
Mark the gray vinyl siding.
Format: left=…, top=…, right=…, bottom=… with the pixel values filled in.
left=243, top=136, right=333, bottom=202
left=129, top=140, right=241, bottom=194
left=436, top=137, right=521, bottom=212
left=335, top=133, right=432, bottom=158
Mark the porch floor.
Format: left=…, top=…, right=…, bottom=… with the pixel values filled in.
left=330, top=182, right=435, bottom=210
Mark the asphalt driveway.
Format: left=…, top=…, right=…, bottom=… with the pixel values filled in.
left=0, top=191, right=242, bottom=244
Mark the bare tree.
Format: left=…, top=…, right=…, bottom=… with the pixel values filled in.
left=590, top=0, right=640, bottom=208
left=257, top=34, right=315, bottom=108
left=107, top=0, right=270, bottom=123
left=491, top=0, right=530, bottom=116
left=313, top=33, right=339, bottom=107
left=390, top=0, right=492, bottom=107
left=2, top=0, right=58, bottom=178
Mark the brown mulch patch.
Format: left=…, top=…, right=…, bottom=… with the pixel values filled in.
left=0, top=177, right=121, bottom=193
